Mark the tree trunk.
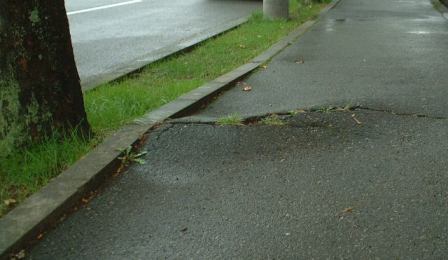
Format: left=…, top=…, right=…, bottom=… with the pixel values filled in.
left=0, top=0, right=90, bottom=157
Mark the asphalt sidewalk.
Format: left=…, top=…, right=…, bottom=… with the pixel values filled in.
left=30, top=0, right=448, bottom=258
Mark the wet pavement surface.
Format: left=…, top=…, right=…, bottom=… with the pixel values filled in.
left=30, top=0, right=448, bottom=258
left=193, top=0, right=448, bottom=118
left=66, top=0, right=261, bottom=89
left=30, top=111, right=448, bottom=259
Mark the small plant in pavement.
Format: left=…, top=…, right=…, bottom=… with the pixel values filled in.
left=261, top=114, right=286, bottom=126
left=217, top=113, right=244, bottom=126
left=117, top=146, right=147, bottom=166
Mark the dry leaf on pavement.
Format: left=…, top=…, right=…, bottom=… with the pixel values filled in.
left=337, top=207, right=354, bottom=220
left=243, top=85, right=252, bottom=91
left=237, top=81, right=252, bottom=92
left=342, top=207, right=353, bottom=213
left=351, top=114, right=362, bottom=124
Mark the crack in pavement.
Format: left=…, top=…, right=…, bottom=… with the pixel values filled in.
left=356, top=106, right=447, bottom=120
left=150, top=124, right=177, bottom=141
left=167, top=105, right=448, bottom=126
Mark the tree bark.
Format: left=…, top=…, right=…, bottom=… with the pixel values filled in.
left=0, top=0, right=90, bottom=156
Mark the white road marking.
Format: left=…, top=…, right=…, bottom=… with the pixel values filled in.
left=67, top=0, right=142, bottom=16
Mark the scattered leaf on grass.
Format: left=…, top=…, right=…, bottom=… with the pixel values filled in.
left=239, top=44, right=246, bottom=49
left=4, top=199, right=17, bottom=206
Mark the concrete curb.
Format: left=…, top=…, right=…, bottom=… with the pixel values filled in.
left=439, top=0, right=448, bottom=18
left=0, top=1, right=340, bottom=258
left=432, top=0, right=448, bottom=18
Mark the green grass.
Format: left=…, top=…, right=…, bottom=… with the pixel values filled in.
left=261, top=114, right=286, bottom=126
left=217, top=113, right=244, bottom=126
left=0, top=0, right=330, bottom=216
left=0, top=132, right=94, bottom=214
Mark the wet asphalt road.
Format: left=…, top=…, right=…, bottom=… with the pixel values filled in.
left=65, top=0, right=261, bottom=90
left=30, top=0, right=448, bottom=258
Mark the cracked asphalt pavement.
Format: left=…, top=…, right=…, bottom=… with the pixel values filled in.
left=29, top=0, right=448, bottom=258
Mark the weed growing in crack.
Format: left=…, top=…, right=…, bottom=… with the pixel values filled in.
left=289, top=109, right=307, bottom=116
left=314, top=106, right=337, bottom=113
left=217, top=113, right=244, bottom=126
left=117, top=146, right=148, bottom=166
left=261, top=114, right=286, bottom=126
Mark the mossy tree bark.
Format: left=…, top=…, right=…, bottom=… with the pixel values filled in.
left=0, top=0, right=90, bottom=156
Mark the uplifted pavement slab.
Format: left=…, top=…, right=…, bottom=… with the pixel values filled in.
left=191, top=0, right=448, bottom=119
left=30, top=110, right=448, bottom=259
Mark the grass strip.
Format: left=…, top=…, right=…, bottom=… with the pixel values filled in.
left=0, top=0, right=330, bottom=216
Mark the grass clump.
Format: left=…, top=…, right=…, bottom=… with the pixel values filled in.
left=0, top=132, right=95, bottom=215
left=0, top=0, right=331, bottom=217
left=261, top=114, right=286, bottom=126
left=217, top=113, right=244, bottom=126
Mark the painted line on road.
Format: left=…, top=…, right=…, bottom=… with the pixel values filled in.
left=67, top=0, right=142, bottom=15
